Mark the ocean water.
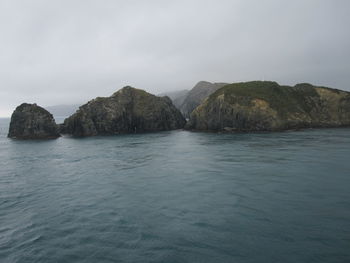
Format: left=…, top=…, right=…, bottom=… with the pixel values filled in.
left=0, top=117, right=350, bottom=263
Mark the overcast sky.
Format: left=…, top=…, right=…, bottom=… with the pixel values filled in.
left=0, top=0, right=349, bottom=116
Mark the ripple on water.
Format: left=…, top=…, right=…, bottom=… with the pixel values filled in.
left=0, top=118, right=350, bottom=263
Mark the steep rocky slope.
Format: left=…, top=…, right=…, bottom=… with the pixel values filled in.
left=60, top=86, right=186, bottom=136
left=8, top=103, right=60, bottom=139
left=186, top=81, right=350, bottom=131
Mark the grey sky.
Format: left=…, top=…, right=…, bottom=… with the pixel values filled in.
left=0, top=0, right=349, bottom=116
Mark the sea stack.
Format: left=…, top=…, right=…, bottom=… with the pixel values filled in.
left=186, top=81, right=350, bottom=132
left=60, top=86, right=186, bottom=136
left=8, top=103, right=60, bottom=139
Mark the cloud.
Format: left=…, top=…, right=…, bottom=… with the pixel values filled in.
left=0, top=0, right=349, bottom=116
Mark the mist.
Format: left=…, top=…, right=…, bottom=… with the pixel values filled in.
left=1, top=0, right=349, bottom=116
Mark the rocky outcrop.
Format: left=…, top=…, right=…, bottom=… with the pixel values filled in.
left=60, top=86, right=186, bottom=136
left=186, top=81, right=350, bottom=132
left=180, top=81, right=228, bottom=118
left=8, top=103, right=60, bottom=139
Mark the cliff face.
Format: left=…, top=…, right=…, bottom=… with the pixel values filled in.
left=180, top=81, right=228, bottom=118
left=60, top=86, right=186, bottom=136
left=8, top=103, right=60, bottom=139
left=186, top=81, right=350, bottom=131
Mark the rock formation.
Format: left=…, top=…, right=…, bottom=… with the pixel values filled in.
left=60, top=86, right=186, bottom=136
left=180, top=81, right=228, bottom=118
left=8, top=103, right=60, bottom=139
left=186, top=81, right=350, bottom=132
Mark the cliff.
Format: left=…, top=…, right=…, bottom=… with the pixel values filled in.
left=60, top=86, right=186, bottom=136
left=8, top=103, right=60, bottom=139
left=186, top=81, right=350, bottom=131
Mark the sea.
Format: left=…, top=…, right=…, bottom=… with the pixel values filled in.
left=0, top=117, right=350, bottom=263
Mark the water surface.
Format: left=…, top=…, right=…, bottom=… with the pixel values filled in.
left=0, top=118, right=350, bottom=262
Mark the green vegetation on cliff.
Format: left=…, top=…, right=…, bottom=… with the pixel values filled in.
left=187, top=81, right=350, bottom=131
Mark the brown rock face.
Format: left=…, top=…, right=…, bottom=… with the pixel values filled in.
left=8, top=103, right=60, bottom=139
left=186, top=81, right=350, bottom=132
left=60, top=86, right=186, bottom=137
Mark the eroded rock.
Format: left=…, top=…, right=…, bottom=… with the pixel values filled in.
left=60, top=86, right=186, bottom=136
left=8, top=103, right=60, bottom=139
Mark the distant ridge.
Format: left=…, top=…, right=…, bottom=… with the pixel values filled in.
left=44, top=104, right=80, bottom=118
left=158, top=89, right=189, bottom=109
left=179, top=81, right=228, bottom=118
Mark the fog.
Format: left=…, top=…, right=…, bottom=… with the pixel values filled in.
left=0, top=0, right=349, bottom=116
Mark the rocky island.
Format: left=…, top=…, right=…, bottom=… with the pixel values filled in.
left=8, top=103, right=60, bottom=139
left=60, top=86, right=186, bottom=136
left=8, top=81, right=350, bottom=139
left=186, top=81, right=350, bottom=132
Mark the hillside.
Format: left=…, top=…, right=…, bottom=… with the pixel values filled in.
left=186, top=81, right=350, bottom=131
